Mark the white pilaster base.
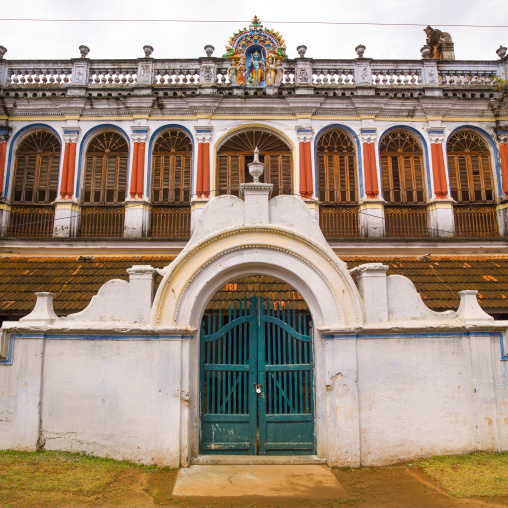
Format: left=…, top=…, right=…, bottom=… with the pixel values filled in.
left=359, top=199, right=385, bottom=238
left=0, top=202, right=11, bottom=238
left=427, top=199, right=455, bottom=238
left=496, top=202, right=508, bottom=236
left=124, top=199, right=150, bottom=238
left=190, top=198, right=209, bottom=235
left=304, top=198, right=319, bottom=222
left=53, top=201, right=80, bottom=238
left=240, top=183, right=273, bottom=224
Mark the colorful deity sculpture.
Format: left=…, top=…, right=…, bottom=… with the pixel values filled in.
left=228, top=61, right=238, bottom=85
left=237, top=56, right=246, bottom=86
left=223, top=16, right=287, bottom=89
left=266, top=55, right=276, bottom=86
left=246, top=51, right=265, bottom=87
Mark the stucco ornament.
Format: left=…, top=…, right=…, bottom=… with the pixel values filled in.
left=223, top=15, right=287, bottom=88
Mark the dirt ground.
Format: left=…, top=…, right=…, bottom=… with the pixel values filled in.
left=2, top=460, right=508, bottom=507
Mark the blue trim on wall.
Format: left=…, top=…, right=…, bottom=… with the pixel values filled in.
left=446, top=125, right=502, bottom=199
left=314, top=125, right=364, bottom=198
left=377, top=125, right=432, bottom=200
left=4, top=124, right=62, bottom=197
left=0, top=336, right=14, bottom=365
left=75, top=125, right=131, bottom=199
left=146, top=124, right=195, bottom=198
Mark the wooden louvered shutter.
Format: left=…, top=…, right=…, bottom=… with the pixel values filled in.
left=480, top=155, right=493, bottom=201
left=217, top=154, right=243, bottom=196
left=281, top=154, right=292, bottom=196
left=317, top=155, right=328, bottom=202
left=381, top=156, right=391, bottom=202
left=448, top=156, right=458, bottom=201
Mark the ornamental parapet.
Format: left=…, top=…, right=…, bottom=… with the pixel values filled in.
left=0, top=58, right=502, bottom=98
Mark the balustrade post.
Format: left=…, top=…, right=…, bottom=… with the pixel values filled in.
left=124, top=126, right=150, bottom=238
left=354, top=58, right=373, bottom=92
left=70, top=57, right=89, bottom=96
left=199, top=57, right=217, bottom=93
left=359, top=128, right=385, bottom=237
left=422, top=60, right=442, bottom=96
left=54, top=128, right=80, bottom=237
left=191, top=127, right=212, bottom=234
left=0, top=127, right=11, bottom=238
left=136, top=56, right=154, bottom=93
left=495, top=130, right=508, bottom=236
left=295, top=57, right=313, bottom=94
left=0, top=52, right=8, bottom=89
left=427, top=127, right=455, bottom=238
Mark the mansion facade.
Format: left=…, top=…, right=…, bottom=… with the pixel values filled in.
left=0, top=20, right=508, bottom=467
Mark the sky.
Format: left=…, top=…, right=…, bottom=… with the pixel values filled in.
left=0, top=0, right=506, bottom=61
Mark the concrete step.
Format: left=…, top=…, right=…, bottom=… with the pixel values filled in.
left=191, top=454, right=327, bottom=465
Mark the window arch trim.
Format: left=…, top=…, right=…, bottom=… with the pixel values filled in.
left=147, top=124, right=195, bottom=199
left=377, top=126, right=431, bottom=201
left=76, top=125, right=130, bottom=200
left=314, top=125, right=363, bottom=199
left=5, top=124, right=62, bottom=199
left=445, top=126, right=501, bottom=200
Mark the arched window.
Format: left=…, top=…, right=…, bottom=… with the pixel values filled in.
left=151, top=130, right=192, bottom=203
left=447, top=131, right=494, bottom=203
left=13, top=130, right=61, bottom=203
left=217, top=131, right=292, bottom=196
left=82, top=132, right=128, bottom=204
left=380, top=131, right=425, bottom=204
left=316, top=130, right=357, bottom=203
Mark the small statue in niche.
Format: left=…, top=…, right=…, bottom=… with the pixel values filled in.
left=275, top=60, right=284, bottom=86
left=228, top=61, right=238, bottom=85
left=246, top=51, right=265, bottom=86
left=265, top=55, right=276, bottom=85
left=237, top=56, right=247, bottom=86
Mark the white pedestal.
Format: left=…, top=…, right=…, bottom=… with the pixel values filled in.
left=496, top=202, right=508, bottom=236
left=240, top=183, right=273, bottom=224
left=352, top=263, right=389, bottom=323
left=0, top=202, right=10, bottom=238
left=427, top=199, right=455, bottom=238
left=124, top=199, right=150, bottom=238
left=190, top=198, right=209, bottom=235
left=359, top=199, right=385, bottom=238
left=53, top=200, right=80, bottom=238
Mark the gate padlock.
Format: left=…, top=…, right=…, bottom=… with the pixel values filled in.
left=255, top=384, right=262, bottom=394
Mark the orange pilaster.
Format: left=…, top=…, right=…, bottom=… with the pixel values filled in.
left=0, top=142, right=5, bottom=196
left=202, top=142, right=210, bottom=198
left=500, top=143, right=508, bottom=199
left=196, top=143, right=204, bottom=198
left=430, top=143, right=448, bottom=198
left=363, top=142, right=379, bottom=199
left=130, top=142, right=139, bottom=198
left=303, top=142, right=313, bottom=198
left=136, top=142, right=145, bottom=197
left=60, top=142, right=71, bottom=198
left=66, top=142, right=77, bottom=198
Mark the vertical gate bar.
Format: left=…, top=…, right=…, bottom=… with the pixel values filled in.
left=305, top=370, right=309, bottom=413
left=299, top=369, right=303, bottom=414
left=258, top=297, right=267, bottom=455
left=248, top=297, right=258, bottom=455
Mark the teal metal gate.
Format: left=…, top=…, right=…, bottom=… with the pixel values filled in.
left=200, top=297, right=315, bottom=455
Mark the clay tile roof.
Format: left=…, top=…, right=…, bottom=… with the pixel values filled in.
left=1, top=254, right=508, bottom=319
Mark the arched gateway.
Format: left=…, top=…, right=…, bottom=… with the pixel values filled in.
left=151, top=182, right=363, bottom=463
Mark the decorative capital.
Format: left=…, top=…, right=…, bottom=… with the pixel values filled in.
left=360, top=128, right=377, bottom=144
left=0, top=127, right=11, bottom=143
left=296, top=127, right=313, bottom=143
left=497, top=131, right=508, bottom=144
left=131, top=126, right=149, bottom=143
left=62, top=127, right=80, bottom=144
left=427, top=128, right=446, bottom=144
left=194, top=127, right=212, bottom=143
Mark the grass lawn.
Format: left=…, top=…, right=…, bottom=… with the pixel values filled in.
left=417, top=451, right=508, bottom=497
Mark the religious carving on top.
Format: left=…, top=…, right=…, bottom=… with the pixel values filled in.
left=223, top=15, right=287, bottom=87
left=424, top=26, right=455, bottom=61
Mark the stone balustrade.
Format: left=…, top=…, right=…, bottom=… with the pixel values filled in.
left=0, top=56, right=503, bottom=93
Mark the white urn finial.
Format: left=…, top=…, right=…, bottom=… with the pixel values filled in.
left=297, top=45, right=307, bottom=58
left=248, top=147, right=264, bottom=183
left=204, top=45, right=215, bottom=57
left=497, top=45, right=507, bottom=59
left=355, top=44, right=366, bottom=58
left=0, top=46, right=7, bottom=59
left=143, top=45, right=154, bottom=57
